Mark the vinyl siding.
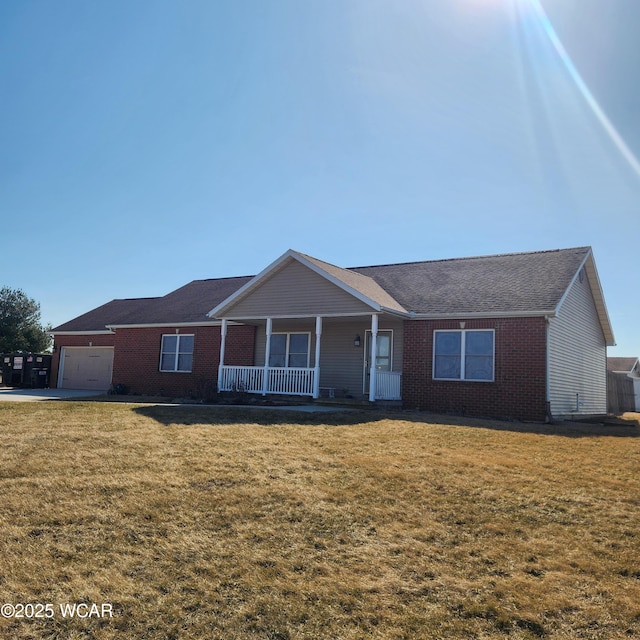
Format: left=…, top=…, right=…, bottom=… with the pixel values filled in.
left=548, top=270, right=607, bottom=416
left=254, top=318, right=403, bottom=398
left=223, top=259, right=374, bottom=317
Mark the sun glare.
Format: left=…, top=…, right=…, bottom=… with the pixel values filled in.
left=523, top=0, right=640, bottom=180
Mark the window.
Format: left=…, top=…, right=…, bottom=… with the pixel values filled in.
left=160, top=334, right=194, bottom=372
left=269, top=333, right=310, bottom=368
left=433, top=330, right=494, bottom=381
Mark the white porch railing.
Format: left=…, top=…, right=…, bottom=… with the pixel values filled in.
left=219, top=365, right=401, bottom=400
left=268, top=367, right=315, bottom=395
left=375, top=371, right=402, bottom=400
left=219, top=365, right=264, bottom=393
left=219, top=366, right=315, bottom=396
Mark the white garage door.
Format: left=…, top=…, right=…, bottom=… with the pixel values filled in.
left=60, top=347, right=114, bottom=390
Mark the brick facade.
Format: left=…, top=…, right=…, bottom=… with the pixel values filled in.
left=111, top=324, right=256, bottom=397
left=52, top=324, right=255, bottom=398
left=402, top=317, right=548, bottom=421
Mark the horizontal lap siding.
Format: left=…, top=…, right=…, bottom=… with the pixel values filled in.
left=254, top=319, right=404, bottom=398
left=548, top=273, right=607, bottom=416
left=403, top=318, right=547, bottom=421
left=321, top=320, right=403, bottom=398
left=112, top=325, right=255, bottom=397
left=226, top=260, right=373, bottom=317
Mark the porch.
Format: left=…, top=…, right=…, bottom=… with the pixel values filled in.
left=217, top=315, right=403, bottom=402
left=218, top=364, right=402, bottom=400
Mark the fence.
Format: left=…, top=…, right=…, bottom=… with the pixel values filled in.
left=607, top=371, right=635, bottom=414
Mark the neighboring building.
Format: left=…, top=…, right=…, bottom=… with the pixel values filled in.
left=50, top=246, right=615, bottom=421
left=607, top=357, right=640, bottom=412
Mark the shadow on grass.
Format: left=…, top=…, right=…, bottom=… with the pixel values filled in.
left=132, top=404, right=640, bottom=438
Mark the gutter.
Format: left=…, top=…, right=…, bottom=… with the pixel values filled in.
left=48, top=330, right=115, bottom=336
left=410, top=310, right=557, bottom=320
left=105, top=321, right=223, bottom=330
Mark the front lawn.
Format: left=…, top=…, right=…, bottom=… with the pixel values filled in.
left=0, top=403, right=638, bottom=639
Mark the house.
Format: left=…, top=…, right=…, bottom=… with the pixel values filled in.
left=607, top=357, right=640, bottom=412
left=50, top=246, right=615, bottom=421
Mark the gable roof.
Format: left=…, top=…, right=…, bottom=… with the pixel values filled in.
left=110, top=276, right=254, bottom=327
left=607, top=357, right=639, bottom=373
left=207, top=250, right=408, bottom=318
left=353, top=247, right=591, bottom=315
left=51, top=276, right=252, bottom=333
left=52, top=246, right=614, bottom=346
left=51, top=297, right=160, bottom=333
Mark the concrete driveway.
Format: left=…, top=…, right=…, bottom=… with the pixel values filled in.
left=0, top=388, right=106, bottom=402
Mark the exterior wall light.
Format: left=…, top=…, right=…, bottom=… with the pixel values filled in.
left=354, top=335, right=361, bottom=347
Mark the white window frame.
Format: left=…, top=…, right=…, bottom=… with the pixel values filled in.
left=433, top=329, right=495, bottom=382
left=269, top=332, right=311, bottom=368
left=160, top=334, right=195, bottom=373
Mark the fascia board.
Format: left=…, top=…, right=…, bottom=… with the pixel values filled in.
left=49, top=330, right=115, bottom=336
left=554, top=249, right=616, bottom=346
left=105, top=321, right=222, bottom=330
left=219, top=311, right=406, bottom=321
left=207, top=249, right=297, bottom=318
left=208, top=249, right=399, bottom=318
left=379, top=306, right=412, bottom=318
left=410, top=311, right=556, bottom=320
left=292, top=252, right=383, bottom=311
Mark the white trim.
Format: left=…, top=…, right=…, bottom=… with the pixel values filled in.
left=216, top=312, right=388, bottom=321
left=268, top=331, right=312, bottom=368
left=50, top=330, right=115, bottom=336
left=412, top=311, right=557, bottom=320
left=554, top=249, right=615, bottom=346
left=314, top=316, right=322, bottom=399
left=207, top=249, right=409, bottom=318
left=368, top=314, right=379, bottom=402
left=364, top=327, right=393, bottom=397
left=555, top=251, right=590, bottom=316
left=545, top=315, right=551, bottom=405
left=106, top=321, right=222, bottom=330
left=263, top=318, right=272, bottom=395
left=57, top=346, right=114, bottom=390
left=217, top=319, right=228, bottom=391
left=159, top=334, right=195, bottom=373
left=433, top=329, right=495, bottom=382
left=293, top=253, right=408, bottom=314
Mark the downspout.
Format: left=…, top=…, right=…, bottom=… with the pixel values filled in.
left=545, top=315, right=553, bottom=423
left=218, top=318, right=227, bottom=392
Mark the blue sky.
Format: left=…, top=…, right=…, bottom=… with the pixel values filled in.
left=2, top=0, right=638, bottom=357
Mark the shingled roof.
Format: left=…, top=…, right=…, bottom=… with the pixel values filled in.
left=354, top=246, right=591, bottom=315
left=607, top=357, right=639, bottom=373
left=52, top=247, right=609, bottom=339
left=52, top=276, right=252, bottom=332
left=51, top=297, right=160, bottom=333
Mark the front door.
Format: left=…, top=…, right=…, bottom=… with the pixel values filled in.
left=363, top=330, right=393, bottom=395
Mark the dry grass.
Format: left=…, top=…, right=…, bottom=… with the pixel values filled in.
left=0, top=403, right=638, bottom=639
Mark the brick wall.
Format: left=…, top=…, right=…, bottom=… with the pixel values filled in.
left=50, top=334, right=116, bottom=388
left=112, top=324, right=256, bottom=397
left=403, top=317, right=548, bottom=421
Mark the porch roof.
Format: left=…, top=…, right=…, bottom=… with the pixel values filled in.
left=208, top=250, right=409, bottom=319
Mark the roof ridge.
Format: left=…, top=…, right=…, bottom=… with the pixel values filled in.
left=183, top=274, right=255, bottom=285
left=349, top=246, right=591, bottom=270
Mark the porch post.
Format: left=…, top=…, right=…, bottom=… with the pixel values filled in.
left=313, top=316, right=322, bottom=399
left=262, top=317, right=272, bottom=396
left=217, top=318, right=227, bottom=392
left=369, top=314, right=378, bottom=402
